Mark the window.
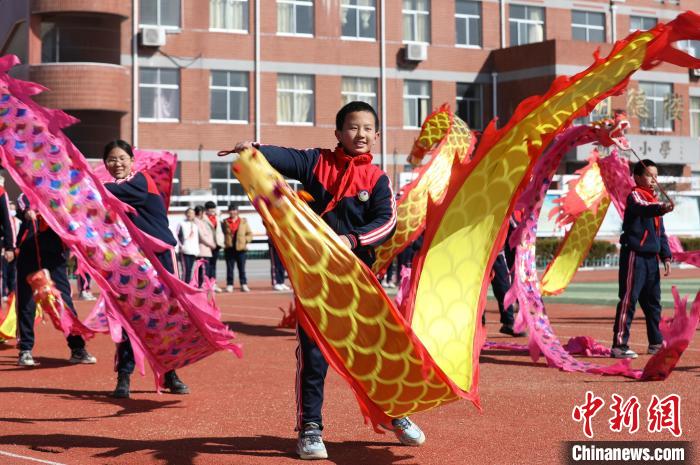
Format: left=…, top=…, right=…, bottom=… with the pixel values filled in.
left=630, top=16, right=656, bottom=32
left=404, top=80, right=431, bottom=128
left=210, top=0, right=248, bottom=32
left=341, top=0, right=375, bottom=40
left=638, top=82, right=673, bottom=131
left=456, top=83, right=483, bottom=130
left=691, top=97, right=700, bottom=138
left=141, top=0, right=181, bottom=28
left=277, top=74, right=314, bottom=124
left=509, top=5, right=544, bottom=46
left=210, top=71, right=249, bottom=123
left=455, top=1, right=481, bottom=47
left=277, top=0, right=313, bottom=36
left=341, top=77, right=377, bottom=108
left=574, top=97, right=611, bottom=125
left=677, top=40, right=700, bottom=58
left=140, top=68, right=180, bottom=121
left=210, top=162, right=247, bottom=203
left=41, top=22, right=59, bottom=63
left=572, top=10, right=605, bottom=43
left=402, top=0, right=430, bottom=43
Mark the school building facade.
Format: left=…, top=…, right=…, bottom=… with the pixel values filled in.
left=1, top=0, right=699, bottom=206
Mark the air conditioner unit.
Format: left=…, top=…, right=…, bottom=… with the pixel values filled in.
left=140, top=26, right=166, bottom=47
left=405, top=43, right=428, bottom=62
left=692, top=68, right=700, bottom=78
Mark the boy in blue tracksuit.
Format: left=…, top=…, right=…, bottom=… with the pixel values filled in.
left=14, top=194, right=97, bottom=366
left=102, top=139, right=189, bottom=398
left=611, top=159, right=673, bottom=359
left=232, top=101, right=424, bottom=460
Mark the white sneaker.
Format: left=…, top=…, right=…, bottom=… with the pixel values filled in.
left=297, top=423, right=327, bottom=460
left=281, top=284, right=291, bottom=291
left=389, top=417, right=426, bottom=446
left=214, top=287, right=223, bottom=293
left=241, top=284, right=250, bottom=292
left=273, top=284, right=286, bottom=292
left=79, top=291, right=97, bottom=301
left=225, top=285, right=234, bottom=293
left=610, top=347, right=638, bottom=359
left=18, top=351, right=36, bottom=367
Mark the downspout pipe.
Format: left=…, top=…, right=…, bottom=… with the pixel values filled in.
left=255, top=0, right=261, bottom=142
left=132, top=0, right=139, bottom=146
left=380, top=0, right=387, bottom=172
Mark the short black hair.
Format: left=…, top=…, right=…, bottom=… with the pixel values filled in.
left=335, top=101, right=379, bottom=131
left=194, top=205, right=204, bottom=214
left=204, top=201, right=217, bottom=210
left=228, top=203, right=238, bottom=211
left=102, top=139, right=134, bottom=161
left=633, top=159, right=657, bottom=176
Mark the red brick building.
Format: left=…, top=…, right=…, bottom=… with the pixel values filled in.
left=1, top=0, right=699, bottom=205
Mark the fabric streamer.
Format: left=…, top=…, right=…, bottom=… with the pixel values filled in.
left=372, top=105, right=473, bottom=276
left=0, top=293, right=17, bottom=339
left=0, top=55, right=241, bottom=387
left=227, top=12, right=700, bottom=429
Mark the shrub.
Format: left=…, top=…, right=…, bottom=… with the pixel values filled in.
left=679, top=237, right=700, bottom=252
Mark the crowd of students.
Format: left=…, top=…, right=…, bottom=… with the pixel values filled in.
left=0, top=99, right=675, bottom=461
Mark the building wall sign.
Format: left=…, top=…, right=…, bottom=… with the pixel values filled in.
left=575, top=135, right=700, bottom=165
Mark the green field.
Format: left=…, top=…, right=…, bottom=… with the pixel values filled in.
left=504, top=279, right=700, bottom=307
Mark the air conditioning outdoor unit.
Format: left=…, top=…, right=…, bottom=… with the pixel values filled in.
left=405, top=43, right=428, bottom=62
left=140, top=26, right=166, bottom=47
left=692, top=68, right=700, bottom=78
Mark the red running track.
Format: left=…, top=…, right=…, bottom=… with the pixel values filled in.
left=0, top=271, right=698, bottom=465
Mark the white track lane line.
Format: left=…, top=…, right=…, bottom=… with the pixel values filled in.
left=0, top=451, right=69, bottom=465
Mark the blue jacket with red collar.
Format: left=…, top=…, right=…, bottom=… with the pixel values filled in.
left=0, top=187, right=15, bottom=250
left=105, top=171, right=177, bottom=247
left=620, top=187, right=672, bottom=260
left=258, top=145, right=397, bottom=266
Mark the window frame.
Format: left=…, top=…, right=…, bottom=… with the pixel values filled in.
left=209, top=0, right=249, bottom=34
left=341, top=0, right=376, bottom=41
left=509, top=4, right=545, bottom=47
left=341, top=76, right=378, bottom=109
left=456, top=82, right=483, bottom=130
left=139, top=67, right=180, bottom=123
left=277, top=73, right=315, bottom=126
left=140, top=0, right=182, bottom=30
left=629, top=15, right=657, bottom=32
left=571, top=10, right=605, bottom=43
left=210, top=70, right=250, bottom=124
left=455, top=0, right=482, bottom=49
left=690, top=96, right=700, bottom=138
left=402, top=0, right=431, bottom=44
left=276, top=0, right=314, bottom=37
left=638, top=81, right=674, bottom=132
left=403, top=79, right=431, bottom=129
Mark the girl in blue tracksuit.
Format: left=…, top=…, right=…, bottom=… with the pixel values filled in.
left=102, top=139, right=189, bottom=398
left=611, top=159, right=673, bottom=359
left=231, top=101, right=425, bottom=461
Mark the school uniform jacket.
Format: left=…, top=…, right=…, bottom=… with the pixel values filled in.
left=0, top=187, right=16, bottom=250
left=620, top=189, right=672, bottom=260
left=15, top=194, right=65, bottom=270
left=104, top=171, right=177, bottom=247
left=258, top=145, right=396, bottom=266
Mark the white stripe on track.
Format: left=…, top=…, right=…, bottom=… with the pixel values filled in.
left=0, top=451, right=69, bottom=465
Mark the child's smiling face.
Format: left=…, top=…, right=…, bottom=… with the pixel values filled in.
left=104, top=147, right=133, bottom=180
left=335, top=111, right=379, bottom=156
